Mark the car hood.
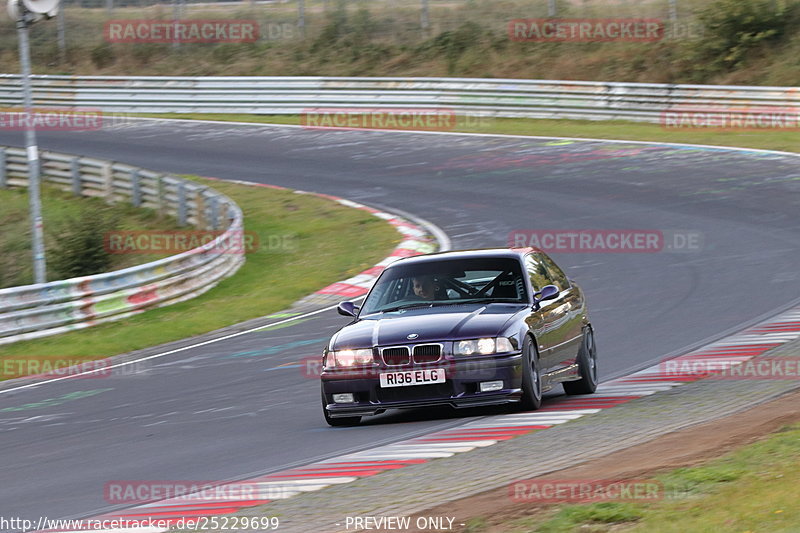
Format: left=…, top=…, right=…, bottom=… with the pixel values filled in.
left=331, top=303, right=525, bottom=349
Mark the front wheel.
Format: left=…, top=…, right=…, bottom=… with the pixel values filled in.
left=519, top=336, right=542, bottom=410
left=321, top=389, right=361, bottom=427
left=563, top=326, right=598, bottom=395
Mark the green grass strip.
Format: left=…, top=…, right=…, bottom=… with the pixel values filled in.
left=133, top=114, right=800, bottom=155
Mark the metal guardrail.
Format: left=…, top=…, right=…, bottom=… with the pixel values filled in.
left=0, top=75, right=797, bottom=122
left=0, top=146, right=245, bottom=345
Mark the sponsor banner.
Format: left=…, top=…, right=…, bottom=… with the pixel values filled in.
left=103, top=230, right=265, bottom=255
left=509, top=479, right=664, bottom=503
left=661, top=106, right=800, bottom=130
left=104, top=480, right=289, bottom=504
left=104, top=19, right=259, bottom=43
left=300, top=108, right=458, bottom=131
left=660, top=357, right=800, bottom=380
left=509, top=18, right=664, bottom=42
left=507, top=229, right=703, bottom=253
left=0, top=108, right=105, bottom=131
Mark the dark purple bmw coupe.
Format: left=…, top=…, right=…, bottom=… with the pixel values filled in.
left=320, top=248, right=597, bottom=426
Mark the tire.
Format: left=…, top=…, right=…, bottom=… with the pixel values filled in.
left=563, top=326, right=598, bottom=395
left=519, top=336, right=543, bottom=410
left=321, top=389, right=361, bottom=427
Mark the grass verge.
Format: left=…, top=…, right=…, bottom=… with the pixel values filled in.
left=0, top=184, right=179, bottom=288
left=134, top=114, right=800, bottom=155
left=0, top=177, right=400, bottom=368
left=487, top=422, right=800, bottom=532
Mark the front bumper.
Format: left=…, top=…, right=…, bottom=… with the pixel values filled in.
left=321, top=353, right=523, bottom=418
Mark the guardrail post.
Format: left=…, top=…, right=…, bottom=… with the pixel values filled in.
left=195, top=188, right=207, bottom=229
left=70, top=157, right=81, bottom=196
left=131, top=169, right=142, bottom=207
left=156, top=175, right=166, bottom=220
left=178, top=181, right=188, bottom=226
left=156, top=176, right=167, bottom=218
left=0, top=148, right=6, bottom=189
left=102, top=162, right=114, bottom=203
left=209, top=196, right=219, bottom=231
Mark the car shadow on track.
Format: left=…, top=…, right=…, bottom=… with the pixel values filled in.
left=353, top=389, right=565, bottom=426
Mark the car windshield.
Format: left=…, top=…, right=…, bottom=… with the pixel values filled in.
left=360, top=257, right=528, bottom=315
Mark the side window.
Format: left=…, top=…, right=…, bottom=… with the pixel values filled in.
left=538, top=253, right=570, bottom=291
left=524, top=254, right=551, bottom=292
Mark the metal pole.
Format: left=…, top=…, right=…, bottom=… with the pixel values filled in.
left=297, top=0, right=305, bottom=38
left=56, top=7, right=66, bottom=62
left=421, top=0, right=429, bottom=30
left=547, top=0, right=557, bottom=17
left=16, top=18, right=47, bottom=284
left=172, top=0, right=180, bottom=49
left=669, top=0, right=677, bottom=22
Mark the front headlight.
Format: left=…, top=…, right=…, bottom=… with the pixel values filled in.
left=454, top=337, right=514, bottom=356
left=326, top=348, right=375, bottom=368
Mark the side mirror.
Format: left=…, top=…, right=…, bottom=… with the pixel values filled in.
left=337, top=301, right=359, bottom=317
left=533, top=285, right=559, bottom=309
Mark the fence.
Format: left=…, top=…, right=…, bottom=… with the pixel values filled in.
left=0, top=75, right=797, bottom=122
left=0, top=146, right=245, bottom=345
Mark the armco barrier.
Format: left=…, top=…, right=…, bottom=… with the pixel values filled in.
left=0, top=146, right=244, bottom=345
left=0, top=75, right=797, bottom=122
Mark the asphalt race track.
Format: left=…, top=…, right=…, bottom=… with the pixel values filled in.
left=1, top=121, right=799, bottom=525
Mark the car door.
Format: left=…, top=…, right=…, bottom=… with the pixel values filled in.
left=523, top=252, right=565, bottom=376
left=537, top=252, right=585, bottom=374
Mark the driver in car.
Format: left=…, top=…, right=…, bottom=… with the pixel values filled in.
left=412, top=275, right=440, bottom=300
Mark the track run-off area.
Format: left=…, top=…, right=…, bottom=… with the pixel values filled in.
left=1, top=120, right=799, bottom=527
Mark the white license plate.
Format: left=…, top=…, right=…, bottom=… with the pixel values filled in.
left=379, top=369, right=445, bottom=388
